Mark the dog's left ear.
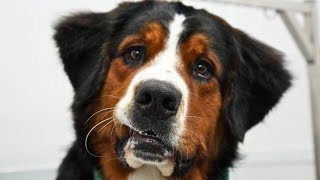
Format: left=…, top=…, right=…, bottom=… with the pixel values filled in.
left=224, top=28, right=292, bottom=142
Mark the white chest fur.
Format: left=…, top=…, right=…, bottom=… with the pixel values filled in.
left=128, top=165, right=165, bottom=180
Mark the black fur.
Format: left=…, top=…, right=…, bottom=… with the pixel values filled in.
left=54, top=1, right=291, bottom=179
left=224, top=29, right=292, bottom=141
left=54, top=12, right=109, bottom=180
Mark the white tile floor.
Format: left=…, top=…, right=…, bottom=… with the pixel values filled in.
left=0, top=165, right=315, bottom=180
left=0, top=170, right=56, bottom=180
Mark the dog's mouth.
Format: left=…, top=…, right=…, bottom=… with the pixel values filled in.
left=125, top=129, right=173, bottom=163
left=115, top=126, right=196, bottom=177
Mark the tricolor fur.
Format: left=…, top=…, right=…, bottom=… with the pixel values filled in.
left=54, top=1, right=291, bottom=180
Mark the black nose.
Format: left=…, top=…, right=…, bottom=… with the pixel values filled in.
left=135, top=80, right=182, bottom=120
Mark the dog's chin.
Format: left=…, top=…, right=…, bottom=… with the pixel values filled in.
left=118, top=128, right=176, bottom=176
left=127, top=131, right=173, bottom=160
left=125, top=129, right=174, bottom=163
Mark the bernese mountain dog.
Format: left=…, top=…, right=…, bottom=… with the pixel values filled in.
left=54, top=1, right=291, bottom=180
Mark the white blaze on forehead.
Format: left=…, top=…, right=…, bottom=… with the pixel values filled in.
left=130, top=14, right=187, bottom=83
left=116, top=14, right=189, bottom=145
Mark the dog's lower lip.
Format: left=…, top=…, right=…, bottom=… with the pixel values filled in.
left=130, top=130, right=164, bottom=148
left=126, top=129, right=173, bottom=159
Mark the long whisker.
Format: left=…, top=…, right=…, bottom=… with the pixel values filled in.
left=186, top=115, right=201, bottom=119
left=185, top=128, right=205, bottom=143
left=99, top=105, right=127, bottom=121
left=84, top=107, right=116, bottom=125
left=99, top=94, right=121, bottom=100
left=110, top=120, right=118, bottom=139
left=120, top=122, right=124, bottom=133
left=97, top=117, right=115, bottom=133
left=181, top=137, right=189, bottom=160
left=189, top=92, right=202, bottom=99
left=100, top=109, right=115, bottom=121
left=89, top=94, right=121, bottom=102
left=85, top=117, right=115, bottom=157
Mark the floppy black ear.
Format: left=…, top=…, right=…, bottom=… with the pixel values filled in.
left=54, top=12, right=112, bottom=106
left=224, top=28, right=291, bottom=141
left=53, top=2, right=152, bottom=107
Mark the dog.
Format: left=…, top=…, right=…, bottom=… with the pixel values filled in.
left=54, top=1, right=291, bottom=180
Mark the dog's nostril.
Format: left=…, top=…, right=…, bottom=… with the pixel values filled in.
left=134, top=80, right=182, bottom=120
left=136, top=92, right=152, bottom=105
left=162, top=97, right=177, bottom=112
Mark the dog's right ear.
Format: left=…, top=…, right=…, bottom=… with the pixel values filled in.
left=54, top=12, right=111, bottom=103
left=53, top=2, right=139, bottom=106
left=53, top=2, right=152, bottom=106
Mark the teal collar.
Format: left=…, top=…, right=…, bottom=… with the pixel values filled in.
left=221, top=169, right=229, bottom=180
left=93, top=168, right=229, bottom=180
left=93, top=168, right=103, bottom=180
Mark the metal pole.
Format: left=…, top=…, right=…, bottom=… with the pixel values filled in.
left=278, top=11, right=314, bottom=62
left=309, top=1, right=320, bottom=179
left=211, top=0, right=312, bottom=12
left=309, top=65, right=320, bottom=180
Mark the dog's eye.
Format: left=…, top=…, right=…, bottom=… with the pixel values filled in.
left=130, top=48, right=143, bottom=60
left=193, top=59, right=214, bottom=81
left=123, top=46, right=146, bottom=67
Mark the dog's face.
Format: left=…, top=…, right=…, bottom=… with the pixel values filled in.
left=107, top=13, right=224, bottom=175
left=54, top=1, right=291, bottom=179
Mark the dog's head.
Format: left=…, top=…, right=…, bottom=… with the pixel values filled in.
left=54, top=1, right=291, bottom=178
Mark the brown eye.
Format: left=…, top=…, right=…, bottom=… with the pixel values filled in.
left=130, top=49, right=143, bottom=61
left=193, top=59, right=214, bottom=81
left=124, top=46, right=146, bottom=67
left=196, top=62, right=208, bottom=75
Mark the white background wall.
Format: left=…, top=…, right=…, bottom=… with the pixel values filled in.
left=0, top=0, right=318, bottom=179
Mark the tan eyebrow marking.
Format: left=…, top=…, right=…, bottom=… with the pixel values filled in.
left=118, top=35, right=143, bottom=53
left=117, top=22, right=167, bottom=61
left=179, top=33, right=223, bottom=76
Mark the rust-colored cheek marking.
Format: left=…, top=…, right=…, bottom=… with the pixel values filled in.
left=88, top=22, right=167, bottom=180
left=176, top=33, right=224, bottom=179
left=89, top=57, right=138, bottom=179
left=179, top=79, right=224, bottom=180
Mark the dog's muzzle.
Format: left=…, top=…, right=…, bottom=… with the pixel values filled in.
left=128, top=80, right=181, bottom=160
left=115, top=80, right=188, bottom=176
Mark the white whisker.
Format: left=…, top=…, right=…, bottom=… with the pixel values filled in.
left=110, top=120, right=118, bottom=139
left=186, top=115, right=201, bottom=119
left=100, top=109, right=115, bottom=121
left=84, top=107, right=116, bottom=125
left=182, top=137, right=189, bottom=160
left=99, top=94, right=121, bottom=100
left=185, top=128, right=205, bottom=143
left=89, top=94, right=121, bottom=101
left=97, top=117, right=115, bottom=133
left=85, top=117, right=115, bottom=157
left=120, top=122, right=124, bottom=133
